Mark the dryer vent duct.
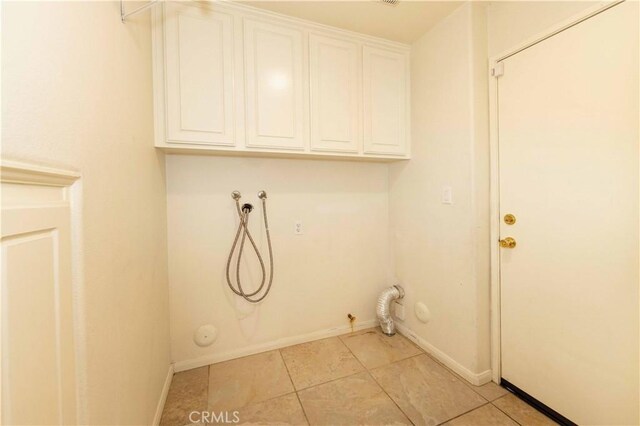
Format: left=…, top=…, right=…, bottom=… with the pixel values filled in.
left=377, top=285, right=404, bottom=336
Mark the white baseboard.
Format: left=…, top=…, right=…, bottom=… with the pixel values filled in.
left=173, top=319, right=378, bottom=373
left=396, top=323, right=492, bottom=386
left=153, top=364, right=174, bottom=426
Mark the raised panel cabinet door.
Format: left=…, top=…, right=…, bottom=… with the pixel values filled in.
left=164, top=3, right=235, bottom=145
left=1, top=166, right=78, bottom=425
left=363, top=46, right=407, bottom=156
left=309, top=35, right=359, bottom=153
left=244, top=19, right=305, bottom=150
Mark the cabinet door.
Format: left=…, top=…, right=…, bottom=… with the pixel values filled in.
left=363, top=46, right=408, bottom=155
left=164, top=3, right=235, bottom=146
left=309, top=35, right=359, bottom=153
left=244, top=19, right=305, bottom=150
left=1, top=164, right=78, bottom=425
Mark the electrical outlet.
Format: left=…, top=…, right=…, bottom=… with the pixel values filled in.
left=295, top=221, right=303, bottom=235
left=441, top=186, right=453, bottom=204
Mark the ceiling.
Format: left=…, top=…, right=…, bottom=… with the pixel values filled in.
left=240, top=1, right=463, bottom=44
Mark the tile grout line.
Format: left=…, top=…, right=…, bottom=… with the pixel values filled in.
left=295, top=368, right=365, bottom=392
left=435, top=402, right=491, bottom=426
left=340, top=331, right=416, bottom=426
left=286, top=336, right=368, bottom=392
left=293, top=392, right=311, bottom=426
left=392, top=330, right=531, bottom=425
left=395, top=329, right=429, bottom=354
left=368, top=351, right=427, bottom=371
left=364, top=370, right=415, bottom=426
left=365, top=351, right=487, bottom=426
left=344, top=329, right=463, bottom=426
left=251, top=391, right=301, bottom=409
left=351, top=331, right=496, bottom=426
left=490, top=398, right=526, bottom=426
left=277, top=349, right=297, bottom=394
left=209, top=352, right=298, bottom=418
left=278, top=349, right=311, bottom=425
left=454, top=377, right=500, bottom=406
left=201, top=329, right=516, bottom=426
left=396, top=330, right=499, bottom=404
left=382, top=351, right=492, bottom=425
left=496, top=394, right=558, bottom=425
left=432, top=360, right=499, bottom=403
left=281, top=335, right=366, bottom=390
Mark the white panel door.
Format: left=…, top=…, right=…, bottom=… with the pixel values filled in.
left=244, top=19, right=305, bottom=150
left=309, top=35, right=359, bottom=153
left=165, top=3, right=235, bottom=146
left=498, top=3, right=639, bottom=424
left=362, top=46, right=407, bottom=156
left=1, top=165, right=79, bottom=425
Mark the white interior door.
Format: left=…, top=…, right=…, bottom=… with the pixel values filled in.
left=498, top=2, right=639, bottom=424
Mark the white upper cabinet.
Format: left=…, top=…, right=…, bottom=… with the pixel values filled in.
left=244, top=19, right=305, bottom=150
left=164, top=3, right=235, bottom=146
left=153, top=2, right=410, bottom=160
left=363, top=46, right=408, bottom=156
left=309, top=35, right=359, bottom=153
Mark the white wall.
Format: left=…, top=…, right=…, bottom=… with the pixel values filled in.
left=487, top=1, right=598, bottom=58
left=386, top=0, right=604, bottom=383
left=2, top=2, right=171, bottom=424
left=1, top=2, right=607, bottom=420
left=388, top=2, right=491, bottom=379
left=166, top=155, right=391, bottom=368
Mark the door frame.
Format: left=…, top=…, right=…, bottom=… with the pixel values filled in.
left=488, top=0, right=625, bottom=383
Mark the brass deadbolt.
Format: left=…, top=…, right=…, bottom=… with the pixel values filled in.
left=499, top=237, right=517, bottom=249
left=504, top=214, right=516, bottom=225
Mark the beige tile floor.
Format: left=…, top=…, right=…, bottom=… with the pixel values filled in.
left=160, top=328, right=557, bottom=426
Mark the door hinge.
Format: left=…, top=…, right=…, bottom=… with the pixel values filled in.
left=491, top=62, right=504, bottom=78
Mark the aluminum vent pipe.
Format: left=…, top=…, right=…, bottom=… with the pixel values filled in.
left=376, top=285, right=404, bottom=336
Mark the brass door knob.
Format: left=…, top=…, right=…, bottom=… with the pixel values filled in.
left=499, top=237, right=517, bottom=248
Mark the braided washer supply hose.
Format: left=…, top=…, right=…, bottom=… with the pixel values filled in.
left=225, top=192, right=274, bottom=303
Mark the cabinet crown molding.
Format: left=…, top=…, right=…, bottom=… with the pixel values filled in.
left=1, top=160, right=80, bottom=187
